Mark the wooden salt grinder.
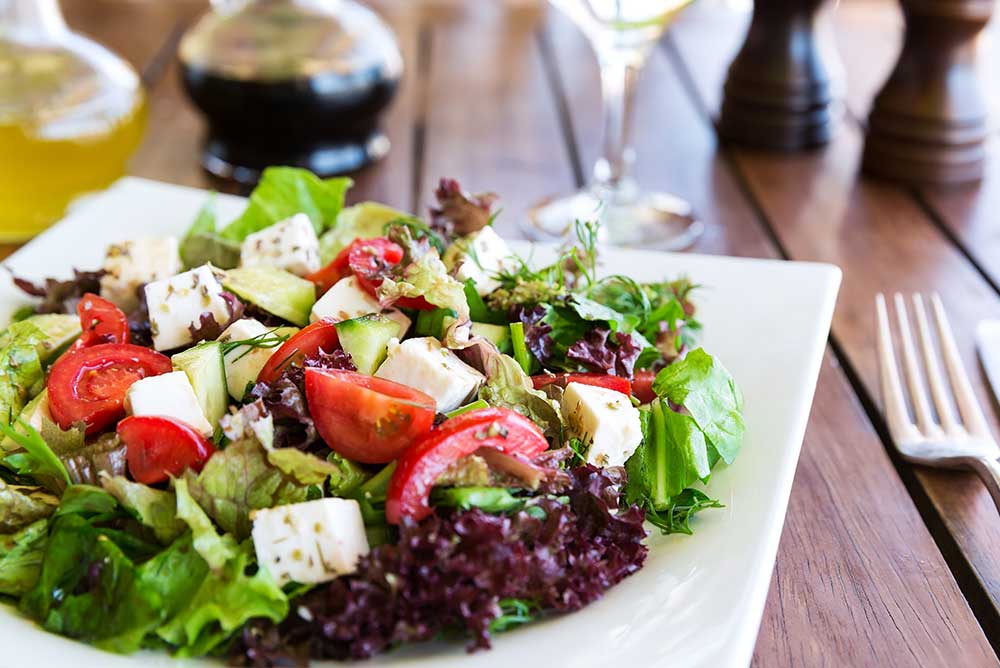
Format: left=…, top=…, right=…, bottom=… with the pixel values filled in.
left=862, top=0, right=993, bottom=186
left=718, top=0, right=837, bottom=150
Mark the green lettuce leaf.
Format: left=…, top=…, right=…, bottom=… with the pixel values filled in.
left=0, top=480, right=58, bottom=533
left=178, top=198, right=241, bottom=270
left=156, top=541, right=287, bottom=657
left=100, top=474, right=185, bottom=545
left=625, top=399, right=711, bottom=511
left=479, top=352, right=561, bottom=441
left=377, top=250, right=470, bottom=322
left=652, top=348, right=744, bottom=464
left=173, top=477, right=237, bottom=571
left=182, top=439, right=310, bottom=539
left=267, top=447, right=347, bottom=487
left=0, top=321, right=46, bottom=424
left=318, top=201, right=410, bottom=263
left=0, top=419, right=70, bottom=491
left=0, top=517, right=47, bottom=596
left=219, top=167, right=352, bottom=242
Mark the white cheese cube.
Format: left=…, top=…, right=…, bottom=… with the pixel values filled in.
left=446, top=226, right=515, bottom=296
left=251, top=498, right=369, bottom=586
left=310, top=275, right=410, bottom=336
left=100, top=237, right=182, bottom=312
left=125, top=371, right=214, bottom=437
left=219, top=318, right=279, bottom=400
left=240, top=213, right=322, bottom=277
left=144, top=264, right=232, bottom=352
left=374, top=337, right=484, bottom=412
left=561, top=382, right=642, bottom=467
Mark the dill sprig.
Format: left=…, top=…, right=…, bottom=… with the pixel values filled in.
left=220, top=328, right=291, bottom=363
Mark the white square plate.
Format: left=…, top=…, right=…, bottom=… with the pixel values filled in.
left=0, top=178, right=840, bottom=668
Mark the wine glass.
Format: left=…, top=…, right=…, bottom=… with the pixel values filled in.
left=525, top=0, right=702, bottom=249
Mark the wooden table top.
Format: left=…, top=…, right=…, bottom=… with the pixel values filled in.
left=11, top=0, right=1000, bottom=665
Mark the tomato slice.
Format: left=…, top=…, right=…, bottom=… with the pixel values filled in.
left=304, top=368, right=436, bottom=464
left=631, top=369, right=657, bottom=404
left=305, top=237, right=405, bottom=295
left=118, top=415, right=215, bottom=484
left=47, top=343, right=173, bottom=435
left=305, top=244, right=354, bottom=294
left=385, top=407, right=548, bottom=524
left=72, top=293, right=129, bottom=349
left=257, top=319, right=341, bottom=385
left=531, top=372, right=632, bottom=396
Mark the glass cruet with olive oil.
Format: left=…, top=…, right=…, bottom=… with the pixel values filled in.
left=0, top=0, right=147, bottom=242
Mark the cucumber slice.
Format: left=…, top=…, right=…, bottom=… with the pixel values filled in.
left=172, top=342, right=228, bottom=429
left=471, top=322, right=511, bottom=352
left=223, top=267, right=316, bottom=327
left=319, top=202, right=410, bottom=263
left=21, top=314, right=80, bottom=362
left=335, top=314, right=403, bottom=375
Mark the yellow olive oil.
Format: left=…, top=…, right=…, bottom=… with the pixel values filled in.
left=0, top=41, right=147, bottom=242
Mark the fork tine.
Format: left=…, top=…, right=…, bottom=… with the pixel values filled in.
left=912, top=294, right=962, bottom=435
left=929, top=293, right=991, bottom=438
left=876, top=294, right=918, bottom=440
left=893, top=293, right=941, bottom=437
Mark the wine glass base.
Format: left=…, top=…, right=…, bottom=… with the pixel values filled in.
left=524, top=189, right=703, bottom=250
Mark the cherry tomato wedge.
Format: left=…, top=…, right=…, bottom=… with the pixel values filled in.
left=305, top=237, right=404, bottom=294
left=256, top=319, right=341, bottom=385
left=305, top=244, right=354, bottom=294
left=72, top=293, right=129, bottom=349
left=304, top=368, right=436, bottom=464
left=631, top=369, right=657, bottom=404
left=47, top=343, right=173, bottom=435
left=531, top=372, right=632, bottom=396
left=385, top=407, right=548, bottom=524
left=118, top=415, right=215, bottom=484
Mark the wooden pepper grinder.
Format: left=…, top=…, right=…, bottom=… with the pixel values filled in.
left=718, top=0, right=838, bottom=150
left=862, top=0, right=992, bottom=185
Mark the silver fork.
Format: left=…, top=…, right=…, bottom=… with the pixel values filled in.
left=875, top=293, right=1000, bottom=509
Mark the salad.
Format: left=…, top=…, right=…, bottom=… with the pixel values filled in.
left=0, top=168, right=744, bottom=664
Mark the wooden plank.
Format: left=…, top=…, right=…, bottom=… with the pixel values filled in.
left=419, top=1, right=577, bottom=237
left=671, top=0, right=1000, bottom=649
left=541, top=6, right=998, bottom=665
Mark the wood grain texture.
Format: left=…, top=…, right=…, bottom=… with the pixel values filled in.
left=672, top=0, right=1000, bottom=651
left=539, top=5, right=996, bottom=665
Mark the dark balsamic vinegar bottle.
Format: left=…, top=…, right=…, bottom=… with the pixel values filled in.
left=178, top=0, right=402, bottom=185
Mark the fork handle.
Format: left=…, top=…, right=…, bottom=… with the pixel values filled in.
left=967, top=457, right=1000, bottom=510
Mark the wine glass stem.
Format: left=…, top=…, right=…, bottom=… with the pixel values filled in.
left=595, top=54, right=641, bottom=196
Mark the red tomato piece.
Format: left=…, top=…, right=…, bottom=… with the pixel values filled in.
left=73, top=293, right=130, bottom=349
left=47, top=343, right=173, bottom=435
left=256, top=319, right=342, bottom=385
left=118, top=415, right=215, bottom=484
left=531, top=372, right=632, bottom=396
left=304, top=368, right=436, bottom=464
left=385, top=407, right=548, bottom=524
left=305, top=244, right=354, bottom=293
left=305, top=237, right=404, bottom=295
left=631, top=369, right=657, bottom=404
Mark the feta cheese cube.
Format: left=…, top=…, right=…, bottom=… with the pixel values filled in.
left=240, top=213, right=321, bottom=277
left=219, top=318, right=281, bottom=400
left=251, top=498, right=369, bottom=586
left=144, top=264, right=232, bottom=351
left=125, top=371, right=214, bottom=437
left=446, top=226, right=515, bottom=296
left=561, top=382, right=642, bottom=467
left=374, top=337, right=484, bottom=412
left=100, top=237, right=182, bottom=312
left=310, top=275, right=410, bottom=336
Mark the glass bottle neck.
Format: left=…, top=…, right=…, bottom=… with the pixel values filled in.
left=1, top=0, right=68, bottom=40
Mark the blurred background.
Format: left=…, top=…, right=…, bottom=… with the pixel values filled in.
left=3, top=0, right=1000, bottom=250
